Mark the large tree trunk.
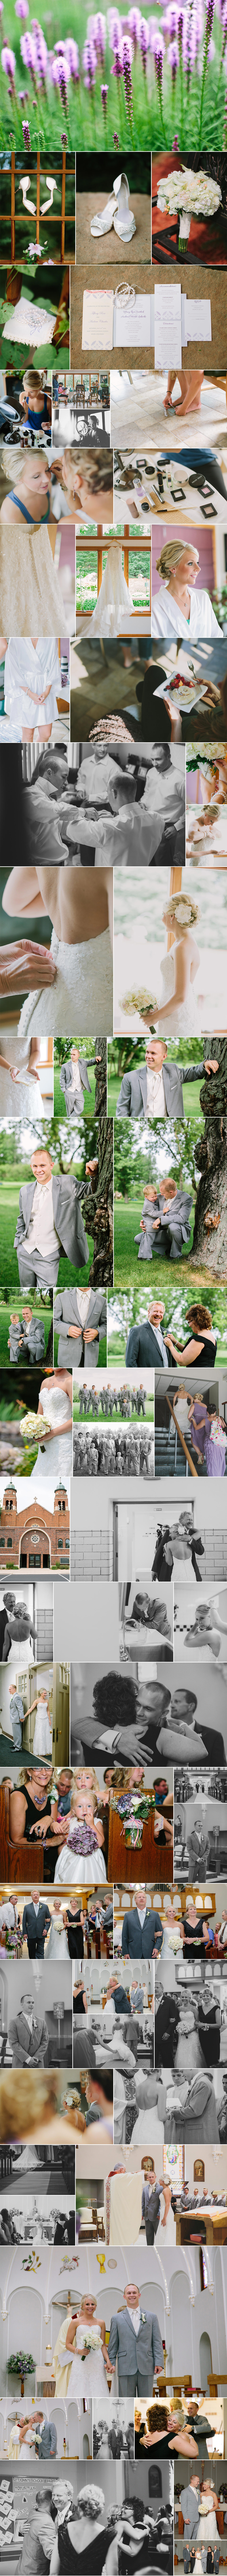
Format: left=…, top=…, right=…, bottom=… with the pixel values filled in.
left=82, top=1036, right=113, bottom=1285
left=191, top=1039, right=227, bottom=1276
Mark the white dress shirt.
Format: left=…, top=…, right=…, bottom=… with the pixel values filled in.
left=134, top=1905, right=147, bottom=1926
left=31, top=1898, right=42, bottom=1917
left=130, top=2307, right=142, bottom=2334
left=146, top=1067, right=167, bottom=1119
left=22, top=2007, right=34, bottom=2033
left=25, top=1181, right=61, bottom=1261
left=76, top=1289, right=92, bottom=1324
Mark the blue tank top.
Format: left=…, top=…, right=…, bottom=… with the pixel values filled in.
left=27, top=390, right=49, bottom=428
left=10, top=490, right=50, bottom=524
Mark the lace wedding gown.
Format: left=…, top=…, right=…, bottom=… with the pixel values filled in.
left=82, top=541, right=132, bottom=637
left=33, top=1701, right=52, bottom=1755
left=155, top=950, right=200, bottom=1035
left=0, top=528, right=69, bottom=636
left=155, top=2190, right=175, bottom=2243
left=0, top=1033, right=43, bottom=1120
left=30, top=1381, right=72, bottom=1482
left=19, top=924, right=112, bottom=1036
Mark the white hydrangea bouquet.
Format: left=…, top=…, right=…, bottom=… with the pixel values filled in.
left=157, top=167, right=222, bottom=254
left=120, top=989, right=157, bottom=1022
left=20, top=1411, right=50, bottom=1444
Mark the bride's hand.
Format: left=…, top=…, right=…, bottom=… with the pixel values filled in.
left=0, top=941, right=56, bottom=996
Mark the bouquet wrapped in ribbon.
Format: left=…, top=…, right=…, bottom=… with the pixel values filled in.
left=20, top=1411, right=50, bottom=1445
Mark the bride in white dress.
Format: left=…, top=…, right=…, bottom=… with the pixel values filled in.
left=152, top=892, right=201, bottom=1037
left=47, top=1901, right=69, bottom=1959
left=0, top=1033, right=44, bottom=1121
left=33, top=1691, right=52, bottom=1756
left=65, top=2297, right=111, bottom=2398
left=2, top=862, right=113, bottom=1038
left=30, top=1372, right=72, bottom=1483
left=155, top=2184, right=175, bottom=2243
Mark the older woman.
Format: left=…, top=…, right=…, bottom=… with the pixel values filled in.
left=152, top=542, right=220, bottom=641
left=47, top=2482, right=112, bottom=2576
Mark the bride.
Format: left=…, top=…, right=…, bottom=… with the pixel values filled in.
left=30, top=1368, right=72, bottom=1483
left=155, top=2180, right=175, bottom=2242
left=65, top=2296, right=112, bottom=2397
left=1, top=861, right=113, bottom=1036
left=141, top=891, right=201, bottom=1037
left=152, top=541, right=220, bottom=642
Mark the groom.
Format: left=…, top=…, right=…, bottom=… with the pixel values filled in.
left=136, top=1180, right=193, bottom=1263
left=126, top=1300, right=170, bottom=1369
left=108, top=2280, right=163, bottom=2396
left=13, top=1144, right=97, bottom=1292
left=116, top=1042, right=218, bottom=1121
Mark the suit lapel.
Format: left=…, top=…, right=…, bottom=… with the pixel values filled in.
left=139, top=1067, right=148, bottom=1113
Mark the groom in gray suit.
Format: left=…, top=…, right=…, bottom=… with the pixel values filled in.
left=116, top=1042, right=217, bottom=1122
left=135, top=1181, right=193, bottom=1263
left=54, top=1285, right=107, bottom=1369
left=14, top=1144, right=96, bottom=1291
left=21, top=1308, right=46, bottom=1365
left=60, top=1045, right=101, bottom=1119
left=108, top=2281, right=163, bottom=2396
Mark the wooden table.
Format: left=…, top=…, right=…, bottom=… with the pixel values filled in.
left=176, top=2214, right=227, bottom=2245
left=70, top=258, right=226, bottom=370
left=76, top=193, right=151, bottom=269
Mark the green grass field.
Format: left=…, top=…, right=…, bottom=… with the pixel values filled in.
left=114, top=1196, right=195, bottom=1289
left=0, top=1188, right=95, bottom=1295
left=108, top=1077, right=203, bottom=1125
left=0, top=1304, right=52, bottom=1369
left=54, top=1332, right=107, bottom=1370
left=54, top=1071, right=97, bottom=1123
left=72, top=1386, right=153, bottom=1420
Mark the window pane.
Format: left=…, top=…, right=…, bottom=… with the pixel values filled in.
left=76, top=549, right=98, bottom=615
left=128, top=550, right=150, bottom=608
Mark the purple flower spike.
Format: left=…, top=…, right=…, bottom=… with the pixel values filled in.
left=110, top=41, right=123, bottom=71
left=113, top=123, right=119, bottom=135
left=83, top=31, right=96, bottom=84
left=139, top=14, right=149, bottom=69
left=22, top=112, right=31, bottom=138
left=31, top=18, right=48, bottom=82
left=122, top=33, right=134, bottom=118
left=21, top=28, right=37, bottom=74
left=52, top=54, right=69, bottom=107
left=169, top=35, right=179, bottom=77
left=65, top=35, right=80, bottom=79
left=101, top=75, right=109, bottom=102
left=173, top=127, right=179, bottom=140
left=1, top=39, right=16, bottom=73
left=127, top=7, right=141, bottom=47
left=90, top=10, right=106, bottom=62
left=108, top=8, right=123, bottom=48
left=61, top=129, right=68, bottom=141
left=15, top=2, right=29, bottom=17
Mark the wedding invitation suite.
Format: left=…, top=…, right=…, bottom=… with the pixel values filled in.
left=82, top=285, right=212, bottom=355
left=154, top=281, right=182, bottom=369
left=82, top=288, right=114, bottom=349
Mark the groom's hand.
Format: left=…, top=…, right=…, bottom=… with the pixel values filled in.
left=204, top=1058, right=219, bottom=1074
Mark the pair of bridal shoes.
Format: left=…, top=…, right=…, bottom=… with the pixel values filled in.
left=90, top=172, right=136, bottom=241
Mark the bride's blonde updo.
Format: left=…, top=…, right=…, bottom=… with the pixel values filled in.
left=156, top=540, right=198, bottom=581
left=163, top=892, right=200, bottom=927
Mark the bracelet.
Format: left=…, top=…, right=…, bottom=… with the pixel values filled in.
left=114, top=281, right=136, bottom=308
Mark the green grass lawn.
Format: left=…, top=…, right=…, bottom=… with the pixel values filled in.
left=54, top=1332, right=107, bottom=1369
left=0, top=1304, right=52, bottom=1369
left=72, top=1386, right=153, bottom=1420
left=108, top=1077, right=203, bottom=1125
left=0, top=1188, right=94, bottom=1294
left=54, top=1070, right=97, bottom=1123
left=114, top=1196, right=195, bottom=1289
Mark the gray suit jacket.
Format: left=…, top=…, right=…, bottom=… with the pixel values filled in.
left=8, top=2010, right=48, bottom=2059
left=60, top=1056, right=96, bottom=1119
left=142, top=2184, right=161, bottom=2233
left=136, top=1188, right=192, bottom=1254
left=108, top=2305, right=163, bottom=2380
left=116, top=1062, right=203, bottom=1121
left=14, top=1176, right=92, bottom=1271
left=36, top=2420, right=57, bottom=2456
left=24, top=1320, right=45, bottom=1358
left=54, top=1286, right=107, bottom=1367
left=180, top=2489, right=200, bottom=2544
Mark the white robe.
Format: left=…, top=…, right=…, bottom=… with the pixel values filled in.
left=4, top=636, right=60, bottom=726
left=152, top=583, right=220, bottom=640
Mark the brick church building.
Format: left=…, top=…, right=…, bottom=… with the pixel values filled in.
left=0, top=1481, right=69, bottom=1571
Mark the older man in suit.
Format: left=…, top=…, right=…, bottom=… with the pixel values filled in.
left=121, top=1891, right=163, bottom=1959
left=108, top=2279, right=163, bottom=2396
left=116, top=1043, right=209, bottom=1121
left=126, top=1301, right=170, bottom=1371
left=60, top=1045, right=101, bottom=1120
left=22, top=1896, right=51, bottom=1958
left=14, top=1145, right=96, bottom=1292
left=54, top=1285, right=107, bottom=1369
left=186, top=1813, right=211, bottom=1881
left=135, top=1181, right=193, bottom=1264
left=141, top=2172, right=162, bottom=2244
left=8, top=1989, right=49, bottom=2066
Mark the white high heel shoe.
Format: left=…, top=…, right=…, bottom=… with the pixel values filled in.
left=90, top=192, right=117, bottom=237
left=41, top=175, right=58, bottom=212
left=19, top=176, right=36, bottom=214
left=90, top=173, right=136, bottom=241
left=113, top=172, right=136, bottom=241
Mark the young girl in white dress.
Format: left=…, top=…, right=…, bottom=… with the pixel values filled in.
left=30, top=1371, right=72, bottom=1484
left=54, top=1791, right=107, bottom=1888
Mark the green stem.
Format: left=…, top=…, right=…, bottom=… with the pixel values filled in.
left=198, top=30, right=209, bottom=143
left=157, top=79, right=167, bottom=144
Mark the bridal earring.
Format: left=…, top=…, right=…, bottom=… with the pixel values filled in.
left=19, top=176, right=36, bottom=214
left=40, top=175, right=58, bottom=212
